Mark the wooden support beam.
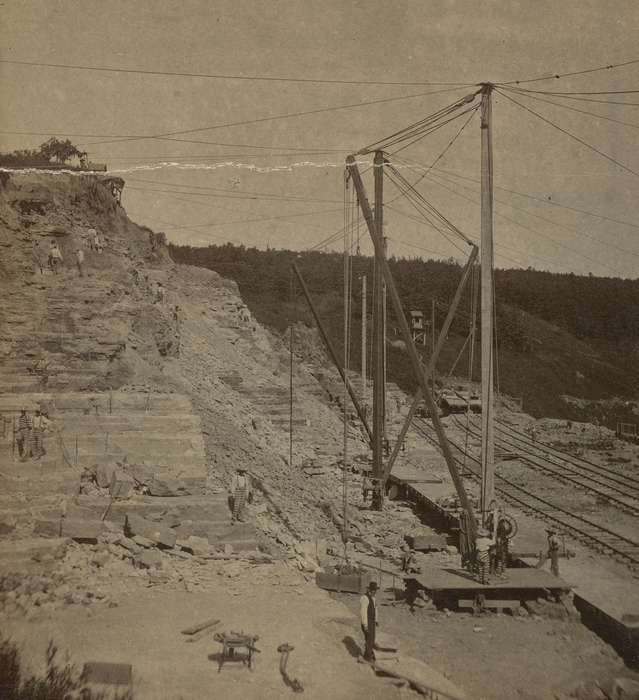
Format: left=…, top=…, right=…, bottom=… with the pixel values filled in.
left=372, top=151, right=386, bottom=510
left=480, top=84, right=496, bottom=520
left=346, top=154, right=477, bottom=536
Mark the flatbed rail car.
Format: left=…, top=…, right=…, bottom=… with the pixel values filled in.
left=438, top=389, right=481, bottom=416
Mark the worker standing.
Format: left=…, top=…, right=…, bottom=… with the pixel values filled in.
left=31, top=409, right=50, bottom=459
left=494, top=515, right=513, bottom=578
left=16, top=408, right=32, bottom=461
left=360, top=581, right=379, bottom=661
left=75, top=248, right=85, bottom=277
left=537, top=528, right=562, bottom=576
left=474, top=526, right=495, bottom=585
left=47, top=240, right=63, bottom=274
left=229, top=467, right=252, bottom=523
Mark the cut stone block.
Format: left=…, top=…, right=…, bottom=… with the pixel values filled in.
left=117, top=536, right=141, bottom=554
left=125, top=513, right=176, bottom=548
left=110, top=471, right=135, bottom=499
left=82, top=661, right=132, bottom=686
left=148, top=477, right=191, bottom=497
left=96, top=463, right=117, bottom=488
left=33, top=519, right=61, bottom=538
left=180, top=535, right=210, bottom=556
left=0, top=515, right=17, bottom=535
left=135, top=549, right=163, bottom=569
left=60, top=519, right=106, bottom=541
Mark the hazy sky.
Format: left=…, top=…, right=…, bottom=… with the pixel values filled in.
left=2, top=1, right=639, bottom=278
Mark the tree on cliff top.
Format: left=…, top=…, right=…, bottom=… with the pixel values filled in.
left=38, top=137, right=86, bottom=164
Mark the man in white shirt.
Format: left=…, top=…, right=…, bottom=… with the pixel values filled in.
left=359, top=581, right=378, bottom=661
left=48, top=241, right=63, bottom=274
left=75, top=248, right=85, bottom=277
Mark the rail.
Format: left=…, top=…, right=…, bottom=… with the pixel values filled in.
left=412, top=417, right=639, bottom=570
left=452, top=415, right=639, bottom=515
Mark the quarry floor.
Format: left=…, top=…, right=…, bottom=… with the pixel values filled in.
left=4, top=557, right=637, bottom=700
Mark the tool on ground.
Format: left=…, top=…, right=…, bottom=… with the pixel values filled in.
left=277, top=643, right=304, bottom=693
left=182, top=617, right=221, bottom=642
left=181, top=617, right=221, bottom=636
left=214, top=631, right=260, bottom=672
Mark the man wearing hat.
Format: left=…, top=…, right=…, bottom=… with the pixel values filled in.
left=359, top=580, right=379, bottom=661
left=537, top=528, right=561, bottom=576
left=229, top=466, right=252, bottom=523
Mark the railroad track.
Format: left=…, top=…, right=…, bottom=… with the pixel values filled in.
left=412, top=417, right=639, bottom=570
left=494, top=417, right=639, bottom=490
left=451, top=415, right=639, bottom=516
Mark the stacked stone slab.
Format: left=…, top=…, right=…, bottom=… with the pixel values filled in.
left=0, top=391, right=259, bottom=556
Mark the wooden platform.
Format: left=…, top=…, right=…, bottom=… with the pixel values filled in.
left=412, top=566, right=570, bottom=606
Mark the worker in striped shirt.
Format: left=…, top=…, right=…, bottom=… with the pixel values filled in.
left=229, top=467, right=252, bottom=523
left=16, top=408, right=32, bottom=461
left=474, top=526, right=496, bottom=585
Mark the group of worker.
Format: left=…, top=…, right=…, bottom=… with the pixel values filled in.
left=472, top=510, right=515, bottom=584
left=39, top=226, right=107, bottom=277
left=15, top=407, right=50, bottom=461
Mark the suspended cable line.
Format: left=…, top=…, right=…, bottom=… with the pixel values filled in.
left=498, top=57, right=639, bottom=86
left=395, top=159, right=639, bottom=233
left=126, top=177, right=343, bottom=203
left=496, top=89, right=639, bottom=181
left=0, top=57, right=475, bottom=87
left=384, top=106, right=478, bottom=208
left=498, top=86, right=639, bottom=131
left=0, top=129, right=350, bottom=153
left=424, top=171, right=625, bottom=275
left=386, top=162, right=474, bottom=245
left=357, top=91, right=480, bottom=154
left=146, top=205, right=343, bottom=231
left=80, top=86, right=469, bottom=148
left=428, top=168, right=639, bottom=260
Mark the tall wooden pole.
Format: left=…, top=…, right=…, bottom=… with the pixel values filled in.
left=431, top=298, right=436, bottom=389
left=347, top=155, right=477, bottom=535
left=480, top=84, right=495, bottom=521
left=361, top=274, right=367, bottom=405
left=382, top=238, right=388, bottom=442
left=372, top=151, right=385, bottom=510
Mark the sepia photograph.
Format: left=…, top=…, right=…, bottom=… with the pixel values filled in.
left=1, top=2, right=638, bottom=698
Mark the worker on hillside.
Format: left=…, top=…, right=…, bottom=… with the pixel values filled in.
left=31, top=409, right=50, bottom=459
left=33, top=241, right=44, bottom=275
left=173, top=305, right=182, bottom=355
left=537, top=528, right=562, bottom=576
left=229, top=466, right=252, bottom=523
left=155, top=282, right=166, bottom=304
left=96, top=232, right=105, bottom=254
left=47, top=240, right=63, bottom=274
left=359, top=580, right=379, bottom=661
left=88, top=228, right=98, bottom=251
left=474, top=526, right=496, bottom=585
left=75, top=247, right=85, bottom=277
left=16, top=408, right=32, bottom=461
left=401, top=545, right=420, bottom=574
